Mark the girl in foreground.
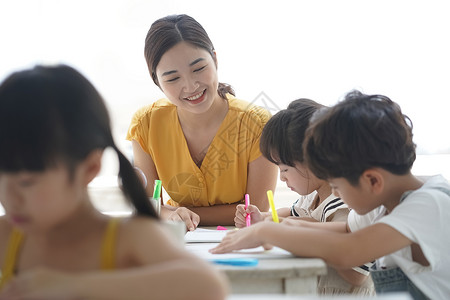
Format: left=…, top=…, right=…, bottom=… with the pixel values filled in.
left=0, top=65, right=227, bottom=300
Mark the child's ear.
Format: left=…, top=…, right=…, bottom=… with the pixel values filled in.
left=81, top=149, right=103, bottom=185
left=361, top=169, right=384, bottom=195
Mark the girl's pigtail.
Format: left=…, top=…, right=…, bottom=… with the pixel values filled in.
left=113, top=145, right=158, bottom=218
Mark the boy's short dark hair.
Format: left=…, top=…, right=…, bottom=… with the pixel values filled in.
left=304, top=90, right=416, bottom=185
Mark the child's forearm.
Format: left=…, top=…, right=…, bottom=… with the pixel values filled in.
left=255, top=222, right=355, bottom=267
left=295, top=220, right=348, bottom=233
left=77, top=259, right=228, bottom=300
left=277, top=207, right=291, bottom=218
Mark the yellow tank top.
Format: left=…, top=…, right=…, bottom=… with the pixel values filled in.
left=127, top=95, right=271, bottom=207
left=0, top=218, right=120, bottom=290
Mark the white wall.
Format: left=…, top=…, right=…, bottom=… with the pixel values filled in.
left=1, top=0, right=449, bottom=175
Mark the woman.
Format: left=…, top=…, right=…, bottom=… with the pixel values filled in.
left=127, top=14, right=278, bottom=230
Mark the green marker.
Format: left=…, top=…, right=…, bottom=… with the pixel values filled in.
left=151, top=180, right=162, bottom=215
left=153, top=179, right=162, bottom=199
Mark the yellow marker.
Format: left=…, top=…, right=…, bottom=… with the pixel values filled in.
left=267, top=190, right=279, bottom=223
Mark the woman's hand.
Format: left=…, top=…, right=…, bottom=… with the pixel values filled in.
left=167, top=207, right=200, bottom=232
left=234, top=204, right=266, bottom=228
left=0, top=268, right=81, bottom=300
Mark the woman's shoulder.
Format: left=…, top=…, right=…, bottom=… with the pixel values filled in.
left=227, top=95, right=272, bottom=125
left=131, top=98, right=176, bottom=121
left=127, top=98, right=177, bottom=141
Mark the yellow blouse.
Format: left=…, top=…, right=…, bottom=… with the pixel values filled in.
left=127, top=95, right=271, bottom=207
left=0, top=218, right=119, bottom=290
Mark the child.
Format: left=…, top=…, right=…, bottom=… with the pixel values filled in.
left=212, top=90, right=450, bottom=299
left=235, top=99, right=350, bottom=226
left=0, top=65, right=228, bottom=299
left=235, top=98, right=374, bottom=295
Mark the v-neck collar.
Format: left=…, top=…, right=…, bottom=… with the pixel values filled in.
left=175, top=99, right=232, bottom=172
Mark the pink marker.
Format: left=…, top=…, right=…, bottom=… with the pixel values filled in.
left=245, top=194, right=251, bottom=227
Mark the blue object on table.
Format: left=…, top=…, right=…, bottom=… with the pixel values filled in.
left=210, top=258, right=259, bottom=266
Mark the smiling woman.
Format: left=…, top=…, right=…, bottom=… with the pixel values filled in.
left=126, top=14, right=278, bottom=230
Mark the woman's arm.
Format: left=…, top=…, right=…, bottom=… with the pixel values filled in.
left=131, top=140, right=202, bottom=230
left=131, top=140, right=228, bottom=228
left=131, top=140, right=159, bottom=197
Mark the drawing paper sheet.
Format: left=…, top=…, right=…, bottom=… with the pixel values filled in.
left=186, top=242, right=295, bottom=260
left=184, top=228, right=228, bottom=243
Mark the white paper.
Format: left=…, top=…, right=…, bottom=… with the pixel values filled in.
left=184, top=228, right=228, bottom=243
left=186, top=242, right=295, bottom=260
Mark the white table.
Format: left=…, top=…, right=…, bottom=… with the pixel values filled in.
left=185, top=231, right=327, bottom=295
left=217, top=257, right=327, bottom=294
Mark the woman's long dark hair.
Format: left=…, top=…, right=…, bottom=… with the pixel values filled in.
left=0, top=64, right=157, bottom=218
left=144, top=14, right=235, bottom=99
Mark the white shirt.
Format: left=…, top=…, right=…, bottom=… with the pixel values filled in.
left=348, top=175, right=450, bottom=299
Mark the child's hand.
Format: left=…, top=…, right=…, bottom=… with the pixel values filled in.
left=168, top=207, right=200, bottom=232
left=209, top=223, right=268, bottom=254
left=234, top=204, right=264, bottom=228
left=0, top=268, right=79, bottom=299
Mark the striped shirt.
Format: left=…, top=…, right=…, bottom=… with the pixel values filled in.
left=290, top=191, right=373, bottom=275
left=290, top=191, right=349, bottom=222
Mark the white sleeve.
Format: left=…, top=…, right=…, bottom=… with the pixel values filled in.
left=377, top=189, right=450, bottom=271
left=347, top=208, right=381, bottom=232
